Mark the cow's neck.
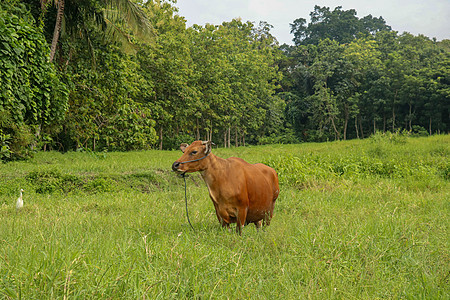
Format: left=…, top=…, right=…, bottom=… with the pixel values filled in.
left=200, top=153, right=227, bottom=188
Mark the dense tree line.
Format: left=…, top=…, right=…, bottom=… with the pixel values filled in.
left=0, top=1, right=448, bottom=160
left=282, top=6, right=449, bottom=141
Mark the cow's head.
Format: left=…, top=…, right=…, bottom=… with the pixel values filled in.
left=172, top=140, right=213, bottom=174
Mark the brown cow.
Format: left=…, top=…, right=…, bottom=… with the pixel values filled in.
left=172, top=140, right=279, bottom=234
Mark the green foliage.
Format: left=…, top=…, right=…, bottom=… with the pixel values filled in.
left=282, top=28, right=450, bottom=141
left=162, top=132, right=195, bottom=150
left=0, top=2, right=68, bottom=120
left=1, top=1, right=448, bottom=156
left=0, top=130, right=12, bottom=160
left=0, top=1, right=68, bottom=160
left=185, top=19, right=283, bottom=147
left=368, top=130, right=408, bottom=144
left=60, top=38, right=157, bottom=151
left=290, top=5, right=391, bottom=46
left=0, top=113, right=13, bottom=160
left=0, top=111, right=35, bottom=161
left=257, top=130, right=298, bottom=145
left=100, top=103, right=157, bottom=151
left=26, top=169, right=82, bottom=194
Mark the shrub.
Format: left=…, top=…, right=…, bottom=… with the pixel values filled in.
left=369, top=130, right=407, bottom=144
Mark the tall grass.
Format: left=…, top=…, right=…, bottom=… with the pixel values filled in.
left=0, top=135, right=448, bottom=298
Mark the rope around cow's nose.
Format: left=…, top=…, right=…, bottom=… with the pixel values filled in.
left=179, top=152, right=210, bottom=164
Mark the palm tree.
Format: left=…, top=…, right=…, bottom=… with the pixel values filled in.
left=48, top=0, right=64, bottom=61
left=41, top=0, right=153, bottom=62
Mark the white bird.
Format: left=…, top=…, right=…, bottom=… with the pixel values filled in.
left=16, top=189, right=24, bottom=209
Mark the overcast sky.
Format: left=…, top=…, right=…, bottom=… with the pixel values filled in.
left=175, top=0, right=450, bottom=45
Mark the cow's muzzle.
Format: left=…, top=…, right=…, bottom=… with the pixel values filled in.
left=172, top=161, right=181, bottom=172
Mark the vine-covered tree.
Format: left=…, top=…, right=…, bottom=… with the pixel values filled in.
left=0, top=0, right=68, bottom=159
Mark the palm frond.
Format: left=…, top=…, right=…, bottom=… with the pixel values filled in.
left=103, top=17, right=139, bottom=54
left=103, top=0, right=154, bottom=45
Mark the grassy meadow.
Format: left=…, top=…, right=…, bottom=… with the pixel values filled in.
left=0, top=134, right=449, bottom=299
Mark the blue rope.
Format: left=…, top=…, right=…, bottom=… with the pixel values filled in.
left=179, top=152, right=210, bottom=164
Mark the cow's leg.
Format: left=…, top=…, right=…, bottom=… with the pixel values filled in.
left=213, top=203, right=226, bottom=226
left=214, top=208, right=223, bottom=224
left=255, top=220, right=262, bottom=231
left=218, top=214, right=232, bottom=232
left=222, top=222, right=231, bottom=233
left=236, top=222, right=244, bottom=235
left=262, top=210, right=273, bottom=227
left=213, top=204, right=232, bottom=232
left=236, top=207, right=247, bottom=235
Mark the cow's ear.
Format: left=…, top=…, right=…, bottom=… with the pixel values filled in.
left=202, top=140, right=214, bottom=154
left=180, top=143, right=189, bottom=153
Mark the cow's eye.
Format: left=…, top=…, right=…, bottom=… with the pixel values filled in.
left=190, top=151, right=198, bottom=155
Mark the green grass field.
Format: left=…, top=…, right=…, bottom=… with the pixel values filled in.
left=1, top=134, right=449, bottom=299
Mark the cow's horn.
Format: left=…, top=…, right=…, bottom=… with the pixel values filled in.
left=202, top=140, right=213, bottom=154
left=180, top=143, right=189, bottom=153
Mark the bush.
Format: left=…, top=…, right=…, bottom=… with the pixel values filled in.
left=0, top=129, right=11, bottom=161
left=26, top=170, right=84, bottom=194
left=0, top=112, right=34, bottom=161
left=258, top=131, right=299, bottom=145
left=410, top=125, right=429, bottom=137
left=369, top=130, right=408, bottom=144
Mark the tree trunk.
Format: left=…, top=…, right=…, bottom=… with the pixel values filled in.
left=356, top=118, right=360, bottom=139
left=49, top=0, right=65, bottom=62
left=223, top=131, right=227, bottom=148
left=429, top=117, right=432, bottom=135
left=330, top=117, right=340, bottom=140
left=392, top=91, right=397, bottom=132
left=409, top=103, right=412, bottom=131
left=227, top=127, right=231, bottom=148
left=392, top=106, right=396, bottom=132
left=235, top=127, right=238, bottom=147
left=343, top=105, right=349, bottom=140
left=159, top=127, right=163, bottom=150
left=359, top=116, right=365, bottom=139
left=196, top=118, right=200, bottom=140
left=343, top=117, right=348, bottom=140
